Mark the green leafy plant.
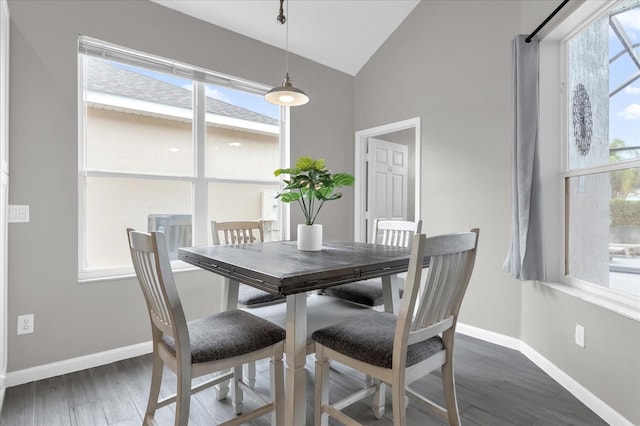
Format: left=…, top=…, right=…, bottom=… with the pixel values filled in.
left=274, top=156, right=355, bottom=225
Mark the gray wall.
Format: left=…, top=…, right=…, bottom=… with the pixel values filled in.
left=7, top=0, right=353, bottom=371
left=354, top=0, right=639, bottom=423
left=521, top=283, right=640, bottom=425
left=356, top=0, right=523, bottom=337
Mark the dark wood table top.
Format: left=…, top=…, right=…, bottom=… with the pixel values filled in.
left=178, top=240, right=426, bottom=296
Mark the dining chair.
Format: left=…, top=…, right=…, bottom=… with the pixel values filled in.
left=127, top=228, right=285, bottom=426
left=211, top=220, right=286, bottom=308
left=322, top=218, right=422, bottom=309
left=312, top=229, right=479, bottom=426
left=211, top=220, right=286, bottom=389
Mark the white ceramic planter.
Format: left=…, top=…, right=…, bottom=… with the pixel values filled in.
left=297, top=224, right=323, bottom=251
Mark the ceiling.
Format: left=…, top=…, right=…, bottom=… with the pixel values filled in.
left=151, top=0, right=420, bottom=76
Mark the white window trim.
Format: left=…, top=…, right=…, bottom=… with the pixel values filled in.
left=539, top=0, right=640, bottom=321
left=77, top=39, right=288, bottom=282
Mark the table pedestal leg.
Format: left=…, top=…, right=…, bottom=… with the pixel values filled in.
left=222, top=278, right=239, bottom=311
left=285, top=293, right=307, bottom=426
left=381, top=274, right=400, bottom=314
left=215, top=278, right=239, bottom=401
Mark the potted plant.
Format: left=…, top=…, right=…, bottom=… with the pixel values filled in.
left=274, top=156, right=355, bottom=250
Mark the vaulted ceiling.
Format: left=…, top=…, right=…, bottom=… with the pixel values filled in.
left=151, top=0, right=420, bottom=76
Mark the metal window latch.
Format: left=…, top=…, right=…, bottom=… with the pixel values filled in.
left=353, top=268, right=362, bottom=279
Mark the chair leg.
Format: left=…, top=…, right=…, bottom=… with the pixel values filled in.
left=175, top=363, right=192, bottom=426
left=215, top=370, right=230, bottom=400
left=369, top=376, right=385, bottom=419
left=442, top=361, right=461, bottom=426
left=391, top=378, right=406, bottom=426
left=314, top=347, right=330, bottom=426
left=245, top=361, right=256, bottom=389
left=144, top=352, right=164, bottom=424
left=271, top=345, right=285, bottom=426
left=232, top=365, right=244, bottom=415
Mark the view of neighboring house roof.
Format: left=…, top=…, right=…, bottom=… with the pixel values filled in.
left=86, top=56, right=279, bottom=126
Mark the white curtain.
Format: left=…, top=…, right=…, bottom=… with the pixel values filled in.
left=503, top=35, right=546, bottom=281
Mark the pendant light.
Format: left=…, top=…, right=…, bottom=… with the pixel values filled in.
left=265, top=0, right=309, bottom=106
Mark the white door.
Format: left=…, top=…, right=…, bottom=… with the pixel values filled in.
left=366, top=138, right=408, bottom=242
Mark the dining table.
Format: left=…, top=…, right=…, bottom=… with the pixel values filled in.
left=178, top=239, right=428, bottom=426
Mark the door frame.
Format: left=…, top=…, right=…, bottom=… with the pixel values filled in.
left=354, top=117, right=421, bottom=242
left=0, top=0, right=9, bottom=404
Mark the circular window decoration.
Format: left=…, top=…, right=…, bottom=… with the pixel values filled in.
left=572, top=84, right=593, bottom=156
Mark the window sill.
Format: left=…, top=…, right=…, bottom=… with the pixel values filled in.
left=78, top=261, right=202, bottom=284
left=538, top=280, right=640, bottom=322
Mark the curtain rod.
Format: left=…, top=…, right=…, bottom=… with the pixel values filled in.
left=525, top=0, right=571, bottom=43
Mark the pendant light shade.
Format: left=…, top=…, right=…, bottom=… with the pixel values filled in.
left=265, top=0, right=309, bottom=107
left=265, top=73, right=309, bottom=106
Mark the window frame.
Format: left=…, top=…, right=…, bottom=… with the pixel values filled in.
left=545, top=0, right=640, bottom=319
left=77, top=38, right=289, bottom=282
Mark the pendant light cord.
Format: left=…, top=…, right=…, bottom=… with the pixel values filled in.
left=277, top=0, right=286, bottom=24
left=277, top=0, right=289, bottom=74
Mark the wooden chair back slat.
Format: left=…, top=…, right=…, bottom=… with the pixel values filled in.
left=134, top=250, right=169, bottom=329
left=397, top=229, right=479, bottom=346
left=374, top=219, right=422, bottom=247
left=212, top=220, right=264, bottom=246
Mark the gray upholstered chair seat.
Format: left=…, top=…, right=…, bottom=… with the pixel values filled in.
left=238, top=285, right=285, bottom=307
left=311, top=311, right=443, bottom=369
left=162, top=310, right=286, bottom=364
left=322, top=279, right=403, bottom=307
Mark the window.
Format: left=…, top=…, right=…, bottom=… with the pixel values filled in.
left=78, top=37, right=285, bottom=280
left=563, top=1, right=640, bottom=299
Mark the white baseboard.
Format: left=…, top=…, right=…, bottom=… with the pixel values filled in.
left=0, top=383, right=5, bottom=414
left=3, top=341, right=152, bottom=388
left=456, top=322, right=521, bottom=350
left=519, top=341, right=633, bottom=426
left=457, top=322, right=633, bottom=426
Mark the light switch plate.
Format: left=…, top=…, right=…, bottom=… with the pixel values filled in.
left=8, top=205, right=29, bottom=223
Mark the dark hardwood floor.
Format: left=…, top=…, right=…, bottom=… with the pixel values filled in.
left=0, top=334, right=607, bottom=425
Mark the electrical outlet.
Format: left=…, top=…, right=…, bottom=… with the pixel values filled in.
left=17, top=314, right=34, bottom=335
left=575, top=324, right=585, bottom=348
